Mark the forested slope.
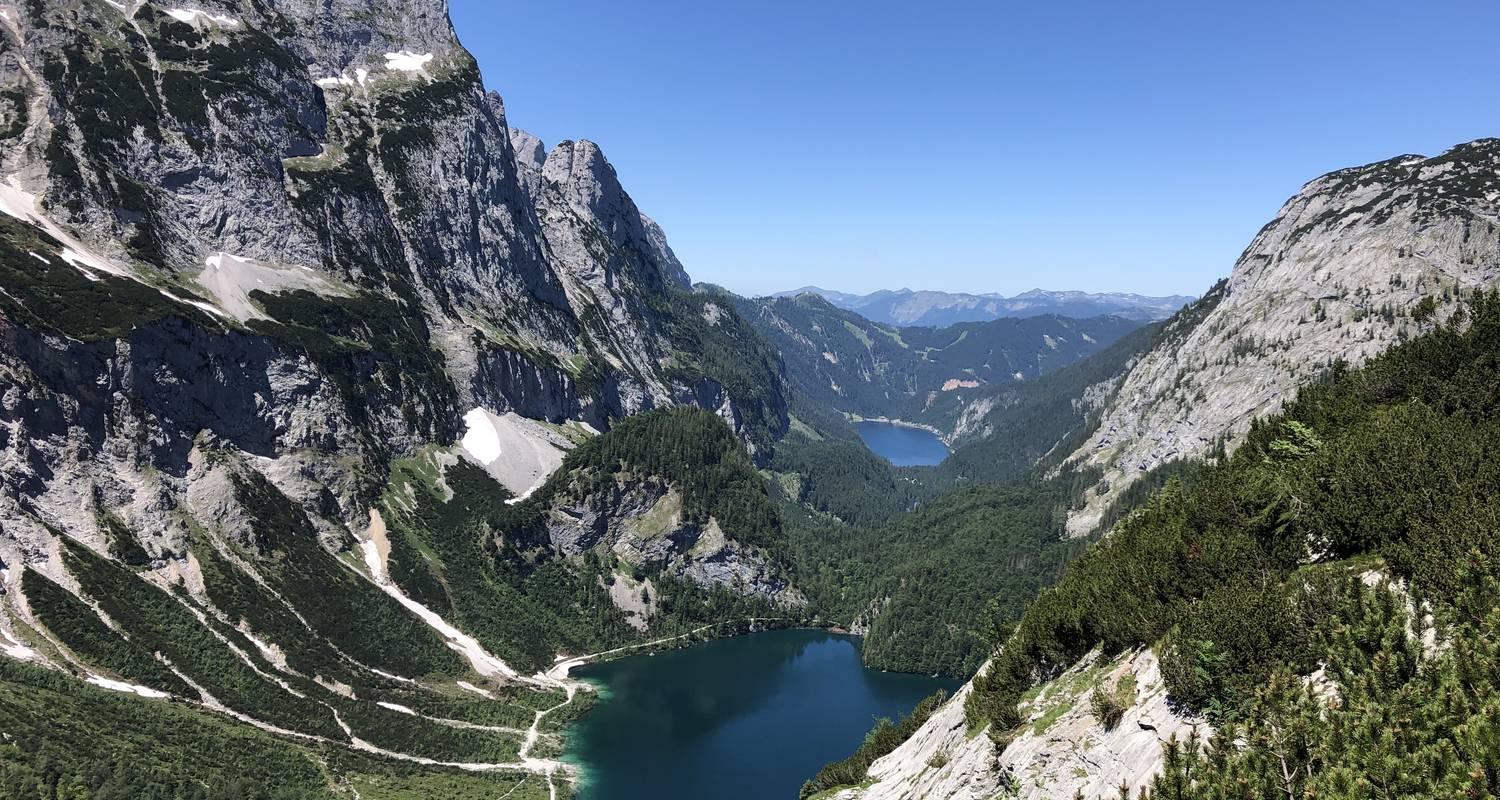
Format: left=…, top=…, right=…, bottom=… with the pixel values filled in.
left=727, top=290, right=1143, bottom=434
left=822, top=292, right=1500, bottom=800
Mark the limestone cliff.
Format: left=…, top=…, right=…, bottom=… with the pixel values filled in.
left=1066, top=139, right=1500, bottom=535
left=0, top=6, right=797, bottom=758
left=835, top=649, right=1203, bottom=800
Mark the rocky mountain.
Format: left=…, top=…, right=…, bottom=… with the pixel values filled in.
left=779, top=286, right=1194, bottom=327
left=727, top=290, right=1144, bottom=437
left=0, top=1, right=799, bottom=794
left=816, top=138, right=1500, bottom=800
left=1065, top=139, right=1500, bottom=535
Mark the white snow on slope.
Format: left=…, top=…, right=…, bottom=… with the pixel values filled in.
left=315, top=68, right=371, bottom=90
left=164, top=8, right=239, bottom=27
left=0, top=627, right=37, bottom=661
left=461, top=408, right=504, bottom=464
left=61, top=247, right=113, bottom=277
left=384, top=51, right=434, bottom=72
left=87, top=675, right=171, bottom=699
left=459, top=409, right=569, bottom=499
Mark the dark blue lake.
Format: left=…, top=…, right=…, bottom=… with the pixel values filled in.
left=854, top=420, right=950, bottom=466
left=565, top=629, right=958, bottom=800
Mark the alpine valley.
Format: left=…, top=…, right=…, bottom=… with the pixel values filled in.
left=1, top=3, right=1499, bottom=800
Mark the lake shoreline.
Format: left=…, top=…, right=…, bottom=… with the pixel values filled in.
left=846, top=414, right=951, bottom=445
left=548, top=618, right=857, bottom=679
left=560, top=628, right=960, bottom=800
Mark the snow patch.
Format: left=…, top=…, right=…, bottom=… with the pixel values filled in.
left=0, top=627, right=37, bottom=662
left=460, top=408, right=504, bottom=465
left=377, top=701, right=417, bottom=716
left=164, top=8, right=240, bottom=27
left=86, top=674, right=171, bottom=699
left=315, top=68, right=371, bottom=90
left=456, top=680, right=495, bottom=699
left=459, top=409, right=569, bottom=499
left=384, top=51, right=434, bottom=72
left=61, top=247, right=115, bottom=277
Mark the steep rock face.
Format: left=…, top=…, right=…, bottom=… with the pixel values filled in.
left=837, top=649, right=1203, bottom=800
left=0, top=0, right=788, bottom=624
left=511, top=129, right=695, bottom=409
left=1066, top=140, right=1500, bottom=535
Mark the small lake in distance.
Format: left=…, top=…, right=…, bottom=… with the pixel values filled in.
left=565, top=629, right=959, bottom=800
left=854, top=420, right=950, bottom=466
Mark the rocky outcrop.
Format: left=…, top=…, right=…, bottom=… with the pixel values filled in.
left=837, top=649, right=1202, bottom=800
left=544, top=477, right=797, bottom=604
left=1066, top=140, right=1500, bottom=535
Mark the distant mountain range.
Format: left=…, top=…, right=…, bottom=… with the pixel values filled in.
left=772, top=287, right=1196, bottom=327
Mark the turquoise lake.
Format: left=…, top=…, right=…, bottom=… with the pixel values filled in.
left=565, top=629, right=959, bottom=800
left=854, top=420, right=950, bottom=466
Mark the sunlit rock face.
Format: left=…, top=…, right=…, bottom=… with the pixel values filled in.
left=0, top=0, right=786, bottom=613
left=835, top=649, right=1204, bottom=800
left=1066, top=140, right=1500, bottom=535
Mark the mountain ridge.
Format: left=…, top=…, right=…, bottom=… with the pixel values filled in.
left=775, top=286, right=1195, bottom=327
left=820, top=136, right=1500, bottom=800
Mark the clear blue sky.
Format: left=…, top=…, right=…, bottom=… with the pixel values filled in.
left=449, top=1, right=1500, bottom=298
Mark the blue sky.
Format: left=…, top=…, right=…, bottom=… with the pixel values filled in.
left=450, top=1, right=1500, bottom=298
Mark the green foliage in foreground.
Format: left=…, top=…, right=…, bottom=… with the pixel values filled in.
left=226, top=468, right=466, bottom=679
left=0, top=658, right=331, bottom=800
left=0, top=658, right=556, bottom=800
left=968, top=292, right=1500, bottom=751
left=1132, top=564, right=1500, bottom=799
left=798, top=690, right=948, bottom=799
left=383, top=456, right=639, bottom=674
